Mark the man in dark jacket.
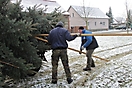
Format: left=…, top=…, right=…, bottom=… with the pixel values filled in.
left=47, top=21, right=78, bottom=84
left=78, top=26, right=99, bottom=71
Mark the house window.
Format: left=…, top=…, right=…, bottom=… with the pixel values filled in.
left=103, top=22, right=105, bottom=25
left=100, top=22, right=105, bottom=25
left=71, top=13, right=74, bottom=17
left=95, top=22, right=96, bottom=26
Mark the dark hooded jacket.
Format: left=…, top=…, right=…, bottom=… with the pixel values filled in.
left=48, top=26, right=77, bottom=50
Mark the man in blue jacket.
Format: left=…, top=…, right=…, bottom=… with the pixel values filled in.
left=47, top=21, right=78, bottom=84
left=78, top=26, right=99, bottom=71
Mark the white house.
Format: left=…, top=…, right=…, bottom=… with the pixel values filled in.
left=11, top=0, right=71, bottom=29
left=11, top=0, right=65, bottom=13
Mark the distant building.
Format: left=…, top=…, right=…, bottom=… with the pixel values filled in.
left=67, top=5, right=109, bottom=32
left=112, top=17, right=126, bottom=29
left=11, top=0, right=70, bottom=29
left=11, top=0, right=65, bottom=13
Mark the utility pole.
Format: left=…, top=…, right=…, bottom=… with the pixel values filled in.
left=125, top=0, right=129, bottom=33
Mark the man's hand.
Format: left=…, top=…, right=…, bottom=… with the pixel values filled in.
left=75, top=33, right=81, bottom=37
left=77, top=33, right=81, bottom=37
left=80, top=46, right=84, bottom=50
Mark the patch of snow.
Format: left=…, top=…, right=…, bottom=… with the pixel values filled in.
left=11, top=30, right=132, bottom=88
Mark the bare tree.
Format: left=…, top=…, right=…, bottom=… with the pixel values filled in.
left=125, top=0, right=132, bottom=32
left=79, top=0, right=94, bottom=29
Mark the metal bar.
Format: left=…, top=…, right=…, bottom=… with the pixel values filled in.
left=34, top=33, right=132, bottom=36
left=35, top=37, right=109, bottom=61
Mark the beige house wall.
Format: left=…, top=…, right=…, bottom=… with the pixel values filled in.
left=88, top=18, right=109, bottom=30
left=68, top=7, right=109, bottom=32
left=69, top=7, right=86, bottom=26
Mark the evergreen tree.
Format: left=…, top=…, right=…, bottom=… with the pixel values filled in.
left=106, top=7, right=113, bottom=29
left=25, top=6, right=64, bottom=61
left=0, top=0, right=42, bottom=79
left=0, top=0, right=64, bottom=87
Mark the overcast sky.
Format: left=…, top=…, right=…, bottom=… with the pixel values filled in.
left=55, top=0, right=132, bottom=18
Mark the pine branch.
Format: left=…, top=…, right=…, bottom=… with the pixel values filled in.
left=0, top=60, right=38, bottom=74
left=0, top=60, right=19, bottom=68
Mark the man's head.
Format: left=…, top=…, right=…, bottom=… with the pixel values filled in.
left=78, top=26, right=84, bottom=33
left=79, top=26, right=84, bottom=30
left=56, top=21, right=64, bottom=27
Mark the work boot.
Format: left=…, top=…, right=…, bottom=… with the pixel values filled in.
left=51, top=80, right=57, bottom=84
left=67, top=78, right=73, bottom=84
left=83, top=67, right=91, bottom=71
left=91, top=59, right=95, bottom=67
left=91, top=63, right=95, bottom=67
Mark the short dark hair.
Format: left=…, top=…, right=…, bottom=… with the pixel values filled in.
left=79, top=26, right=84, bottom=30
